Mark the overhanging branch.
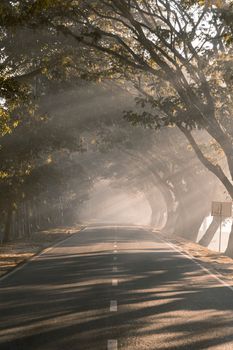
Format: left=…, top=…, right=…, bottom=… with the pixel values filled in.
left=179, top=125, right=233, bottom=197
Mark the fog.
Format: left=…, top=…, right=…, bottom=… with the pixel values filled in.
left=2, top=4, right=233, bottom=350
left=1, top=80, right=232, bottom=254
left=78, top=179, right=166, bottom=226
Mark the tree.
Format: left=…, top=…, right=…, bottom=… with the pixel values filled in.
left=89, top=110, right=216, bottom=240
left=5, top=0, right=232, bottom=197
left=1, top=1, right=233, bottom=253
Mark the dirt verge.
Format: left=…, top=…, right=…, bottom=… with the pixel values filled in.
left=0, top=226, right=83, bottom=278
left=155, top=230, right=233, bottom=285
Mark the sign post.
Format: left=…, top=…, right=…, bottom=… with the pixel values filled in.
left=219, top=214, right=222, bottom=253
left=211, top=201, right=232, bottom=252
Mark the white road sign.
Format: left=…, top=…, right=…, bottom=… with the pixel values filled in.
left=211, top=201, right=232, bottom=218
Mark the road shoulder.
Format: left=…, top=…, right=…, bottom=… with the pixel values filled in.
left=0, top=226, right=84, bottom=278
left=155, top=229, right=233, bottom=287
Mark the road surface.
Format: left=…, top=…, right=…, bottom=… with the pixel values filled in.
left=1, top=226, right=233, bottom=349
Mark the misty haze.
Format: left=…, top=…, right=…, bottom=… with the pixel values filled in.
left=1, top=1, right=233, bottom=349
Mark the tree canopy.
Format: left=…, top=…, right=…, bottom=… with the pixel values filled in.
left=1, top=0, right=233, bottom=254
left=2, top=0, right=232, bottom=197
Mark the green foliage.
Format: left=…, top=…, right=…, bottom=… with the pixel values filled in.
left=218, top=4, right=233, bottom=45
left=1, top=0, right=233, bottom=221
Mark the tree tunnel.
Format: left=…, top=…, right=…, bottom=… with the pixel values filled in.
left=78, top=179, right=167, bottom=227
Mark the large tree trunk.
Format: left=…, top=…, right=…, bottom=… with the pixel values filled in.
left=224, top=222, right=233, bottom=258
left=199, top=216, right=220, bottom=247
left=156, top=210, right=166, bottom=229
left=2, top=203, right=13, bottom=244
left=162, top=189, right=177, bottom=234
left=142, top=172, right=176, bottom=232
left=23, top=201, right=31, bottom=239
left=172, top=168, right=212, bottom=242
left=145, top=191, right=160, bottom=227
left=150, top=210, right=158, bottom=227
left=14, top=207, right=20, bottom=239
left=174, top=199, right=209, bottom=242
left=163, top=209, right=177, bottom=233
left=173, top=201, right=185, bottom=235
left=207, top=120, right=233, bottom=183
left=158, top=186, right=176, bottom=234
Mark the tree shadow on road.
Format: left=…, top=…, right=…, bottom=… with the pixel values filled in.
left=1, top=227, right=233, bottom=349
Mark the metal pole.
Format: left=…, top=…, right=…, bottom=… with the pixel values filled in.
left=219, top=215, right=222, bottom=253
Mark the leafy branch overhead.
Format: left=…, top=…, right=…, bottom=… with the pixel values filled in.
left=0, top=0, right=233, bottom=241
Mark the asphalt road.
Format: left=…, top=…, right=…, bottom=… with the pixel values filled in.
left=1, top=226, right=233, bottom=349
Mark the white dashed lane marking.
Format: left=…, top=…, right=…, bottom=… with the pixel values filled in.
left=107, top=236, right=118, bottom=349
left=108, top=339, right=118, bottom=350
left=110, top=300, right=118, bottom=312
left=112, top=279, right=118, bottom=286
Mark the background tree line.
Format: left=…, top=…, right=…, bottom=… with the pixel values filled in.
left=0, top=0, right=233, bottom=255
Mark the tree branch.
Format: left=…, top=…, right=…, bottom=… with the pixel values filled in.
left=179, top=125, right=233, bottom=197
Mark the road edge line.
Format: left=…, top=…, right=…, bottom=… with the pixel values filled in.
left=152, top=232, right=233, bottom=293
left=0, top=226, right=85, bottom=283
